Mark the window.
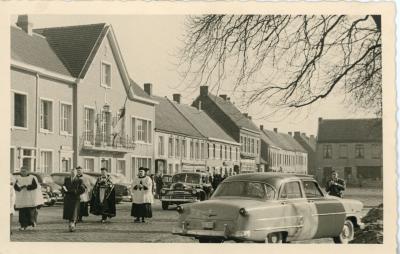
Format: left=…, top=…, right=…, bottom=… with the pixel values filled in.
left=213, top=144, right=216, bottom=159
left=40, top=151, right=52, bottom=174
left=201, top=143, right=205, bottom=160
left=190, top=140, right=194, bottom=159
left=243, top=137, right=247, bottom=153
left=21, top=149, right=36, bottom=172
left=355, top=144, right=365, bottom=158
left=240, top=136, right=244, bottom=151
left=181, top=139, right=187, bottom=158
left=132, top=157, right=151, bottom=180
left=175, top=164, right=179, bottom=174
left=236, top=147, right=238, bottom=161
left=303, top=181, right=324, bottom=198
left=100, top=158, right=111, bottom=171
left=256, top=140, right=259, bottom=155
left=195, top=141, right=200, bottom=160
left=323, top=145, right=332, bottom=159
left=84, top=107, right=95, bottom=142
left=13, top=93, right=27, bottom=128
left=220, top=145, right=222, bottom=159
left=339, top=145, right=348, bottom=158
left=224, top=146, right=227, bottom=160
left=229, top=147, right=232, bottom=160
left=10, top=148, right=15, bottom=172
left=175, top=138, right=180, bottom=157
left=100, top=111, right=111, bottom=143
left=117, top=160, right=126, bottom=175
left=207, top=143, right=210, bottom=159
left=251, top=139, right=254, bottom=154
left=101, top=62, right=111, bottom=88
left=158, top=136, right=164, bottom=156
left=168, top=137, right=174, bottom=157
left=60, top=103, right=72, bottom=134
left=132, top=117, right=152, bottom=143
left=60, top=157, right=72, bottom=172
left=372, top=144, right=381, bottom=158
left=280, top=181, right=302, bottom=199
left=84, top=158, right=95, bottom=172
left=40, top=99, right=53, bottom=132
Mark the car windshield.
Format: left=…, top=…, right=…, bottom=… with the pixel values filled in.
left=162, top=175, right=172, bottom=182
left=172, top=173, right=200, bottom=184
left=212, top=181, right=275, bottom=200
left=42, top=175, right=55, bottom=184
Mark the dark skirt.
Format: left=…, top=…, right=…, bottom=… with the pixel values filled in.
left=79, top=202, right=89, bottom=217
left=131, top=203, right=152, bottom=218
left=18, top=207, right=38, bottom=227
left=63, top=195, right=80, bottom=221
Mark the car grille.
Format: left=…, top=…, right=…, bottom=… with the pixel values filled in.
left=168, top=191, right=193, bottom=199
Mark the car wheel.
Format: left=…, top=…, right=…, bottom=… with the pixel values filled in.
left=333, top=219, right=354, bottom=244
left=162, top=202, right=169, bottom=210
left=266, top=232, right=283, bottom=243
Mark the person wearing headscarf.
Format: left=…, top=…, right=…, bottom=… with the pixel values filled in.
left=90, top=168, right=116, bottom=223
left=14, top=167, right=44, bottom=230
left=62, top=167, right=86, bottom=232
left=131, top=167, right=153, bottom=223
left=76, top=166, right=90, bottom=222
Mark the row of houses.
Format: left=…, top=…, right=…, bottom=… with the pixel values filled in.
left=10, top=16, right=383, bottom=186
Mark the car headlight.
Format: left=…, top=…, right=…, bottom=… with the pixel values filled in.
left=239, top=208, right=248, bottom=216
left=176, top=205, right=184, bottom=214
left=46, top=186, right=51, bottom=192
left=192, top=189, right=197, bottom=194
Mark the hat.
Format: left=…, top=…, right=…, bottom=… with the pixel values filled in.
left=138, top=167, right=149, bottom=172
left=76, top=166, right=82, bottom=170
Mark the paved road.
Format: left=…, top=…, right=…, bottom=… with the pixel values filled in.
left=11, top=200, right=370, bottom=243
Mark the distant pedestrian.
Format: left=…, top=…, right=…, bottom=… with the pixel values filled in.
left=14, top=167, right=44, bottom=230
left=155, top=172, right=163, bottom=199
left=131, top=167, right=153, bottom=223
left=62, top=167, right=86, bottom=232
left=10, top=175, right=16, bottom=235
left=76, top=166, right=90, bottom=222
left=325, top=171, right=346, bottom=198
left=90, top=168, right=116, bottom=223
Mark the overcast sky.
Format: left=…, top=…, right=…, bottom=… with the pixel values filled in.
left=11, top=15, right=376, bottom=136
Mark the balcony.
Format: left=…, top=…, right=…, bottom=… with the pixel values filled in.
left=80, top=133, right=136, bottom=153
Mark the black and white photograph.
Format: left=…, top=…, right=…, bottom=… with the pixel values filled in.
left=2, top=1, right=397, bottom=253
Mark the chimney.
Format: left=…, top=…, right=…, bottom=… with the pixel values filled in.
left=200, top=86, right=208, bottom=96
left=143, top=83, right=152, bottom=96
left=16, top=15, right=33, bottom=35
left=219, top=94, right=227, bottom=100
left=260, top=125, right=264, bottom=130
left=173, top=94, right=181, bottom=104
left=288, top=132, right=292, bottom=136
left=273, top=128, right=278, bottom=133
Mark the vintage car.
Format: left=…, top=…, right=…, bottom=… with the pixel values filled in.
left=160, top=172, right=213, bottom=210
left=172, top=173, right=365, bottom=243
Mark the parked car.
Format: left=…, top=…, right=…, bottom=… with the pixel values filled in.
left=13, top=172, right=62, bottom=206
left=160, top=172, right=213, bottom=210
left=172, top=172, right=365, bottom=243
left=84, top=172, right=132, bottom=203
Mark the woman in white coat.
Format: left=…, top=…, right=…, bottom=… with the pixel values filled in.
left=131, top=167, right=153, bottom=223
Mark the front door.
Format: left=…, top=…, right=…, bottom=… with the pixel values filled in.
left=302, top=180, right=346, bottom=238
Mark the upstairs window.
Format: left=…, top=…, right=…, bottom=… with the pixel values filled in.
left=60, top=103, right=72, bottom=135
left=355, top=144, right=365, bottom=159
left=101, top=62, right=112, bottom=88
left=131, top=117, right=152, bottom=143
left=339, top=144, right=348, bottom=159
left=323, top=145, right=332, bottom=159
left=158, top=136, right=164, bottom=156
left=13, top=92, right=27, bottom=128
left=40, top=99, right=53, bottom=132
left=168, top=137, right=174, bottom=157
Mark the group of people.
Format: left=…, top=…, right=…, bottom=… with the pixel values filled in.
left=11, top=166, right=154, bottom=233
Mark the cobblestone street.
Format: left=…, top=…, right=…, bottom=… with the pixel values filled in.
left=11, top=189, right=380, bottom=243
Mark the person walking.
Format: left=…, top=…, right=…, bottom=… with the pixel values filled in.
left=131, top=167, right=153, bottom=223
left=14, top=167, right=44, bottom=231
left=155, top=172, right=163, bottom=199
left=62, top=167, right=86, bottom=232
left=325, top=171, right=346, bottom=198
left=90, top=168, right=116, bottom=223
left=76, top=166, right=90, bottom=222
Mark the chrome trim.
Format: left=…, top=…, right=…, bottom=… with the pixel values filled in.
left=254, top=224, right=304, bottom=231
left=161, top=198, right=198, bottom=202
left=257, top=215, right=303, bottom=221
left=312, top=212, right=346, bottom=216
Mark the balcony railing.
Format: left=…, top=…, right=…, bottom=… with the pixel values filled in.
left=80, top=133, right=135, bottom=152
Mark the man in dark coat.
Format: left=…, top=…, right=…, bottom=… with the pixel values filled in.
left=325, top=171, right=346, bottom=198
left=90, top=168, right=116, bottom=223
left=155, top=172, right=163, bottom=199
left=62, top=167, right=86, bottom=232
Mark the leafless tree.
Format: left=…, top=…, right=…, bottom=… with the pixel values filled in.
left=179, top=15, right=382, bottom=116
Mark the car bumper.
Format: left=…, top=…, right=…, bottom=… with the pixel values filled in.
left=121, top=195, right=132, bottom=202
left=161, top=197, right=199, bottom=202
left=172, top=227, right=251, bottom=239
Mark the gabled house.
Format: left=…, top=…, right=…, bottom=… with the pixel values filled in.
left=316, top=118, right=382, bottom=187
left=10, top=15, right=158, bottom=181
left=192, top=86, right=261, bottom=173
left=170, top=94, right=241, bottom=176
left=259, top=126, right=308, bottom=174
left=144, top=85, right=206, bottom=175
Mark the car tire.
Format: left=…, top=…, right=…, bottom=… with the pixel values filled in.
left=162, top=202, right=169, bottom=210
left=266, top=232, right=283, bottom=243
left=333, top=219, right=354, bottom=244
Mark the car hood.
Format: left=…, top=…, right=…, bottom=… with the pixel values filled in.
left=170, top=182, right=199, bottom=190
left=184, top=198, right=266, bottom=220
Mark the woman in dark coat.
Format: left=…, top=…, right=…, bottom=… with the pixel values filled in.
left=90, top=168, right=116, bottom=223
left=62, top=167, right=86, bottom=232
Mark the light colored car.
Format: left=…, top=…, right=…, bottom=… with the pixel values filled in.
left=172, top=173, right=365, bottom=243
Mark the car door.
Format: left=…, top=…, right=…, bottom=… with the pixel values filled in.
left=278, top=180, right=315, bottom=241
left=302, top=180, right=346, bottom=239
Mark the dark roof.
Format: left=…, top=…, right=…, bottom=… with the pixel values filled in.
left=294, top=134, right=316, bottom=151
left=129, top=79, right=152, bottom=100
left=34, top=23, right=108, bottom=78
left=152, top=96, right=204, bottom=138
left=224, top=172, right=314, bottom=188
left=11, top=26, right=71, bottom=76
left=261, top=129, right=307, bottom=153
left=207, top=94, right=260, bottom=133
left=317, top=118, right=382, bottom=143
left=171, top=102, right=237, bottom=143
